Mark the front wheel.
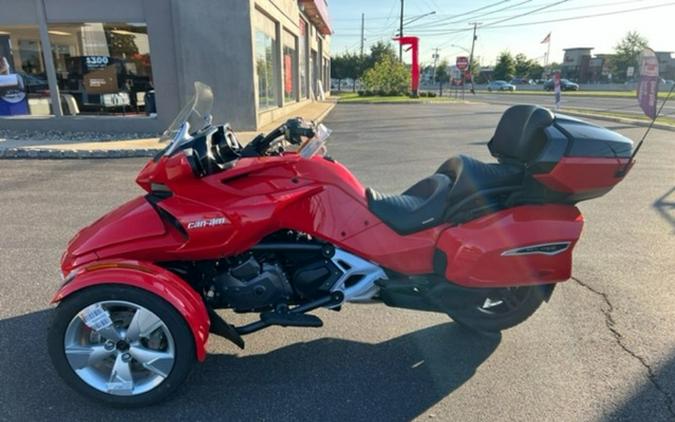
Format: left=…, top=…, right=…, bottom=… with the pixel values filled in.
left=449, top=284, right=553, bottom=333
left=48, top=285, right=196, bottom=407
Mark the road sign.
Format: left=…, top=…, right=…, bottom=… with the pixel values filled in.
left=456, top=56, right=469, bottom=71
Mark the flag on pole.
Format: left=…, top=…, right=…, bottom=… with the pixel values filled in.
left=541, top=32, right=551, bottom=44
left=637, top=48, right=659, bottom=119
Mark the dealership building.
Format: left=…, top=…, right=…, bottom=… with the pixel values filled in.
left=0, top=0, right=332, bottom=133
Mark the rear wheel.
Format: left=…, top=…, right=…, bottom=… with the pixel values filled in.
left=449, top=285, right=553, bottom=333
left=48, top=285, right=196, bottom=407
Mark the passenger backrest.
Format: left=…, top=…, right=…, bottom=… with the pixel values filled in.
left=488, top=105, right=554, bottom=165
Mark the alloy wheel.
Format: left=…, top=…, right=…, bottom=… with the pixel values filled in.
left=63, top=300, right=175, bottom=396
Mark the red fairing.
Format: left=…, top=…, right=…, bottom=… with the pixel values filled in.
left=436, top=205, right=584, bottom=287
left=52, top=260, right=210, bottom=361
left=64, top=154, right=448, bottom=274
left=534, top=157, right=632, bottom=194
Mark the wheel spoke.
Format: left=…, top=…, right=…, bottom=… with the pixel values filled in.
left=129, top=345, right=174, bottom=378
left=107, top=354, right=134, bottom=394
left=126, top=308, right=163, bottom=342
left=65, top=344, right=112, bottom=369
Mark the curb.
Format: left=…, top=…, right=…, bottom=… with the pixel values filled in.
left=478, top=97, right=675, bottom=132
left=0, top=102, right=337, bottom=160
left=0, top=147, right=160, bottom=159
left=557, top=110, right=675, bottom=132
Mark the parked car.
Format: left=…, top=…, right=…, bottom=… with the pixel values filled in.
left=487, top=80, right=516, bottom=92
left=543, top=79, right=579, bottom=91
left=510, top=78, right=533, bottom=85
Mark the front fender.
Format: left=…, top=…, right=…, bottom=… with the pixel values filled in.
left=52, top=260, right=210, bottom=361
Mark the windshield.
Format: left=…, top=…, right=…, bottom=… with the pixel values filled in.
left=299, top=124, right=332, bottom=159
left=160, top=81, right=214, bottom=144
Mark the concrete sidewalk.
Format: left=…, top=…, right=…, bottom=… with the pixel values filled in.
left=0, top=101, right=335, bottom=159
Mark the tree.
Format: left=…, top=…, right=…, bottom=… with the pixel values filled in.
left=493, top=51, right=515, bottom=81
left=362, top=55, right=410, bottom=95
left=514, top=53, right=532, bottom=78
left=366, top=41, right=398, bottom=70
left=611, top=31, right=649, bottom=82
left=527, top=63, right=544, bottom=80
left=435, top=60, right=450, bottom=95
left=468, top=57, right=480, bottom=79
left=330, top=54, right=348, bottom=91
left=330, top=52, right=367, bottom=91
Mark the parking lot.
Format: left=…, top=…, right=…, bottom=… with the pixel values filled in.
left=1, top=102, right=674, bottom=421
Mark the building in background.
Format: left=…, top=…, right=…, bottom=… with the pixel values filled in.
left=0, top=0, right=331, bottom=133
left=654, top=51, right=674, bottom=80
left=561, top=47, right=593, bottom=82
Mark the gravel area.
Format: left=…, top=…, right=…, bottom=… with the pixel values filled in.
left=0, top=128, right=160, bottom=142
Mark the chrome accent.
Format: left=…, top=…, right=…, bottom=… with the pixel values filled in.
left=329, top=249, right=385, bottom=303
left=64, top=300, right=175, bottom=397
left=501, top=241, right=571, bottom=257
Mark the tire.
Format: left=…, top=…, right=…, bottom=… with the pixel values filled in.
left=448, top=284, right=553, bottom=333
left=48, top=284, right=196, bottom=407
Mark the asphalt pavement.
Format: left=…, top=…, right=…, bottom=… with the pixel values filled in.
left=1, top=102, right=674, bottom=421
left=468, top=91, right=675, bottom=118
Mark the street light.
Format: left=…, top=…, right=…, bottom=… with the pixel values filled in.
left=450, top=44, right=470, bottom=54
left=403, top=11, right=436, bottom=27
left=399, top=10, right=436, bottom=61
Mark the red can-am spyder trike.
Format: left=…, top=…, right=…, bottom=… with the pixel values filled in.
left=48, top=82, right=634, bottom=406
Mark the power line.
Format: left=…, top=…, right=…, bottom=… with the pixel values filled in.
left=485, top=1, right=675, bottom=28
left=481, top=0, right=571, bottom=28
left=400, top=0, right=572, bottom=35
left=406, top=0, right=535, bottom=30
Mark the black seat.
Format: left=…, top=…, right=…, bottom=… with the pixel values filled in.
left=367, top=105, right=556, bottom=232
left=437, top=105, right=555, bottom=210
left=436, top=155, right=523, bottom=205
left=366, top=174, right=451, bottom=235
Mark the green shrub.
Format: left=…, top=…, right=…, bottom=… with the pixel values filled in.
left=427, top=92, right=437, bottom=97
left=362, top=56, right=410, bottom=96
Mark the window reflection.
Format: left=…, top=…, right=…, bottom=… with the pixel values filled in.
left=0, top=25, right=51, bottom=116
left=48, top=23, right=155, bottom=116
left=256, top=11, right=279, bottom=111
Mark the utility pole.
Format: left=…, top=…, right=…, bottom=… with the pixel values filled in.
left=468, top=22, right=481, bottom=94
left=399, top=0, right=404, bottom=62
left=360, top=13, right=365, bottom=57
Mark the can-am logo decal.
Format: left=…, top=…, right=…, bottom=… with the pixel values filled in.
left=187, top=217, right=227, bottom=230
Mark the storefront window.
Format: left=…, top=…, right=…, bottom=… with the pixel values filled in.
left=255, top=11, right=278, bottom=111
left=0, top=26, right=52, bottom=116
left=299, top=19, right=307, bottom=99
left=48, top=23, right=154, bottom=116
left=282, top=30, right=298, bottom=103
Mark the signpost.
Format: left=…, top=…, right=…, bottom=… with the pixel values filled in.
left=455, top=56, right=468, bottom=71
left=456, top=57, right=468, bottom=100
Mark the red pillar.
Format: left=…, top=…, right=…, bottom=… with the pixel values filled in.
left=394, top=36, right=420, bottom=96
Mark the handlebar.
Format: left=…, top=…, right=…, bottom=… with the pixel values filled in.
left=241, top=118, right=315, bottom=157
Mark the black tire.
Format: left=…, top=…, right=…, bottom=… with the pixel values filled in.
left=448, top=285, right=553, bottom=333
left=48, top=285, right=196, bottom=407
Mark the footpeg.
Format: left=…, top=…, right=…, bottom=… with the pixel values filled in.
left=261, top=311, right=323, bottom=327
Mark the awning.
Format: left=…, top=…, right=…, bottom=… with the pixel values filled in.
left=299, top=0, right=332, bottom=35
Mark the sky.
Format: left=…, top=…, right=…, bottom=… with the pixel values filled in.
left=328, top=0, right=675, bottom=67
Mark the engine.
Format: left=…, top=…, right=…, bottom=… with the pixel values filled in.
left=212, top=256, right=294, bottom=312
left=203, top=237, right=346, bottom=312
